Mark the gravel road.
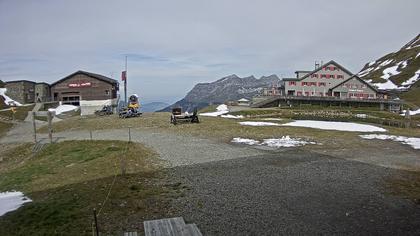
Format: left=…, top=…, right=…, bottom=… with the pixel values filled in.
left=166, top=149, right=420, bottom=235
left=0, top=122, right=263, bottom=167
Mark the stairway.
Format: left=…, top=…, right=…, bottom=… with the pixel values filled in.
left=143, top=217, right=202, bottom=236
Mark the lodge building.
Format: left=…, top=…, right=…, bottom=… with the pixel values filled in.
left=253, top=60, right=401, bottom=111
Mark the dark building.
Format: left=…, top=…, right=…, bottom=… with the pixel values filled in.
left=50, top=70, right=119, bottom=106
left=5, top=80, right=36, bottom=104
left=50, top=71, right=119, bottom=115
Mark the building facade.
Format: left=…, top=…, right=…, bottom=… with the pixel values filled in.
left=284, top=61, right=353, bottom=97
left=50, top=71, right=119, bottom=115
left=330, top=75, right=378, bottom=99
left=5, top=80, right=36, bottom=104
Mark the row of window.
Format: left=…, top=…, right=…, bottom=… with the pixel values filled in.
left=342, top=84, right=367, bottom=89
left=297, top=91, right=326, bottom=96
left=289, top=81, right=327, bottom=86
left=348, top=93, right=375, bottom=98
left=310, top=74, right=344, bottom=79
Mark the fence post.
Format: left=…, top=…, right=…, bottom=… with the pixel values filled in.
left=32, top=112, right=37, bottom=143
left=47, top=111, right=53, bottom=143
left=128, top=127, right=131, bottom=143
left=90, top=130, right=93, bottom=140
left=93, top=208, right=99, bottom=236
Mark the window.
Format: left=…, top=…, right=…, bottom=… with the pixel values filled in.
left=325, top=67, right=329, bottom=71
left=321, top=74, right=327, bottom=78
left=318, top=82, right=326, bottom=86
left=304, top=92, right=310, bottom=96
left=330, top=66, right=335, bottom=71
left=330, top=74, right=335, bottom=79
left=311, top=74, right=318, bottom=78
left=289, top=81, right=296, bottom=86
left=337, top=75, right=344, bottom=79
left=302, top=82, right=308, bottom=86
left=297, top=91, right=302, bottom=96
left=105, top=90, right=110, bottom=95
left=309, top=82, right=317, bottom=86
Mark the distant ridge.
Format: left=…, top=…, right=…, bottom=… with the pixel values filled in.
left=159, top=74, right=281, bottom=112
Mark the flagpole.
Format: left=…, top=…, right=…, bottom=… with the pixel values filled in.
left=125, top=56, right=127, bottom=105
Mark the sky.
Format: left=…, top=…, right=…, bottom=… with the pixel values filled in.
left=0, top=0, right=419, bottom=104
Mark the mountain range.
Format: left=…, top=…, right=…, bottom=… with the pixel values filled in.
left=141, top=102, right=170, bottom=112
left=159, top=74, right=280, bottom=112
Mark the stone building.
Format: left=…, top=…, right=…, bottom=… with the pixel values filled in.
left=35, top=82, right=51, bottom=102
left=5, top=80, right=36, bottom=104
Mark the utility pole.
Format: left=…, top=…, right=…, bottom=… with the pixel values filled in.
left=125, top=55, right=127, bottom=105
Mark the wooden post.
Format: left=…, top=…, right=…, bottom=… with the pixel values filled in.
left=93, top=208, right=100, bottom=236
left=128, top=127, right=131, bottom=143
left=90, top=130, right=93, bottom=140
left=32, top=112, right=37, bottom=143
left=47, top=111, right=53, bottom=143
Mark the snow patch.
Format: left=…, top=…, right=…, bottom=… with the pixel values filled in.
left=360, top=134, right=420, bottom=149
left=0, top=88, right=22, bottom=106
left=374, top=59, right=394, bottom=71
left=48, top=105, right=79, bottom=115
left=381, top=64, right=401, bottom=80
left=220, top=114, right=244, bottom=119
left=401, top=69, right=420, bottom=87
left=400, top=108, right=420, bottom=116
left=358, top=67, right=374, bottom=77
left=373, top=80, right=399, bottom=90
left=282, top=120, right=387, bottom=132
left=239, top=121, right=281, bottom=126
left=368, top=60, right=376, bottom=66
left=0, top=191, right=32, bottom=216
left=231, top=137, right=260, bottom=145
left=262, top=136, right=316, bottom=148
left=262, top=118, right=283, bottom=121
left=200, top=104, right=229, bottom=117
left=232, top=136, right=315, bottom=148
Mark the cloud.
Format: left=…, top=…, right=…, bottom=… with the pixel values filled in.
left=0, top=0, right=419, bottom=103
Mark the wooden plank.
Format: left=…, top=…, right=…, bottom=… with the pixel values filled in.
left=184, top=224, right=203, bottom=236
left=144, top=217, right=186, bottom=236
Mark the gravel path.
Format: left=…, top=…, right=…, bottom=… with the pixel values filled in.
left=0, top=122, right=263, bottom=167
left=166, top=149, right=420, bottom=235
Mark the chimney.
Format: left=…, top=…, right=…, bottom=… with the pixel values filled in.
left=315, top=61, right=319, bottom=70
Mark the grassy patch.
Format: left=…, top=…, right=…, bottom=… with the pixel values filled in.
left=0, top=141, right=179, bottom=235
left=0, top=105, right=35, bottom=121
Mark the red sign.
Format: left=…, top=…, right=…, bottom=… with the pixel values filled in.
left=68, top=82, right=92, bottom=88
left=121, top=71, right=126, bottom=81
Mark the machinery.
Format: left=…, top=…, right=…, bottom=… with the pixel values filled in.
left=119, top=94, right=142, bottom=118
left=170, top=107, right=199, bottom=125
left=94, top=105, right=113, bottom=116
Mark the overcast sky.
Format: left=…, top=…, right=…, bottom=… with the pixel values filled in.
left=0, top=0, right=419, bottom=103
